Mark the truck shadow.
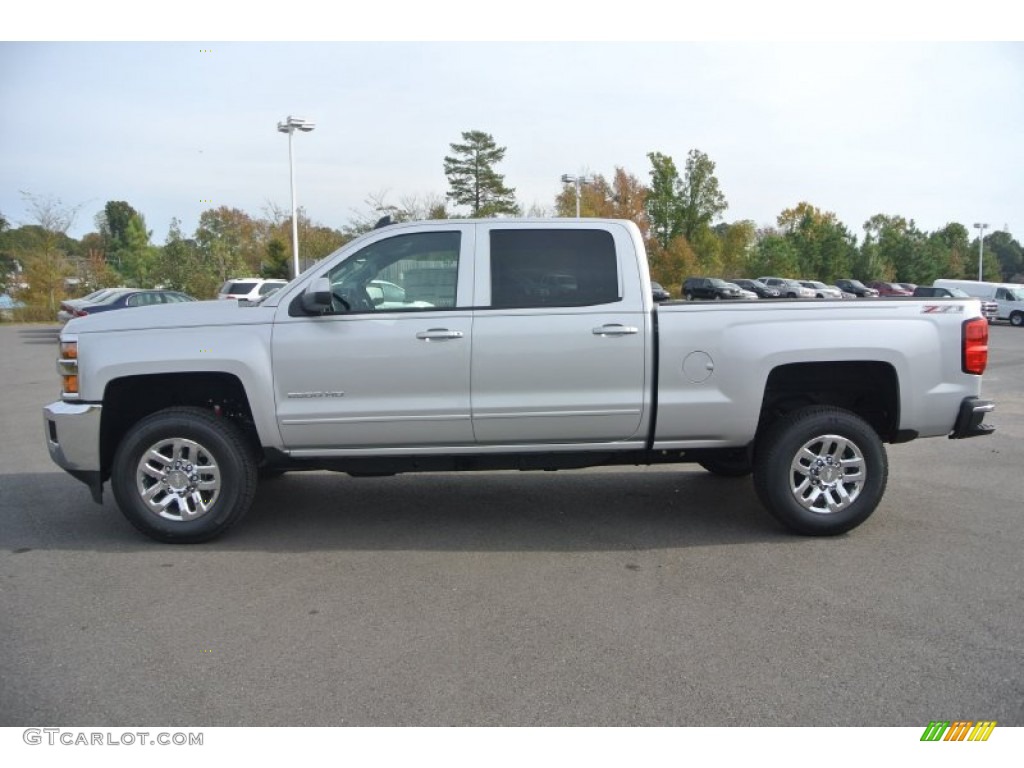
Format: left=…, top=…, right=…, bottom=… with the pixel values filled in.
left=2, top=468, right=788, bottom=553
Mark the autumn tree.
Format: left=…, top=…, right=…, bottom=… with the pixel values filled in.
left=443, top=130, right=518, bottom=217
left=717, top=220, right=757, bottom=277
left=15, top=192, right=83, bottom=309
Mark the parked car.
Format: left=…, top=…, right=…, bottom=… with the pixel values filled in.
left=217, top=278, right=288, bottom=301
left=834, top=279, right=880, bottom=298
left=869, top=281, right=914, bottom=297
left=60, top=289, right=196, bottom=320
left=57, top=288, right=125, bottom=324
left=682, top=277, right=743, bottom=300
left=651, top=281, right=671, bottom=302
left=725, top=282, right=758, bottom=300
left=728, top=278, right=780, bottom=299
left=799, top=280, right=844, bottom=299
left=758, top=277, right=815, bottom=299
left=896, top=283, right=917, bottom=293
left=913, top=285, right=998, bottom=322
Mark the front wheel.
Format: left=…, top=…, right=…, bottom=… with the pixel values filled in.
left=111, top=407, right=258, bottom=543
left=753, top=406, right=887, bottom=536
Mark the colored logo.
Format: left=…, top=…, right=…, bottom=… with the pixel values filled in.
left=920, top=721, right=996, bottom=742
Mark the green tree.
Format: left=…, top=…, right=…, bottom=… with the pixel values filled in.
left=926, top=223, right=971, bottom=280
left=777, top=202, right=857, bottom=281
left=262, top=238, right=290, bottom=279
left=443, top=130, right=519, bottom=217
left=152, top=219, right=222, bottom=299
left=645, top=152, right=683, bottom=249
left=116, top=213, right=156, bottom=286
left=749, top=230, right=800, bottom=278
left=679, top=149, right=728, bottom=242
left=96, top=201, right=140, bottom=253
left=985, top=230, right=1024, bottom=281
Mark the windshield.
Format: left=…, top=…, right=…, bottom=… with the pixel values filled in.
left=1007, top=287, right=1024, bottom=301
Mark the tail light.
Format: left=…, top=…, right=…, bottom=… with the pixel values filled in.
left=962, top=317, right=988, bottom=375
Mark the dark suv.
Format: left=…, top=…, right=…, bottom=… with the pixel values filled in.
left=834, top=279, right=879, bottom=297
left=682, top=277, right=743, bottom=300
left=729, top=278, right=781, bottom=299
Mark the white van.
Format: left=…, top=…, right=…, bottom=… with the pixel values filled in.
left=933, top=279, right=1024, bottom=327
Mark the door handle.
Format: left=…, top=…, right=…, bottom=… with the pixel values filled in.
left=416, top=328, right=464, bottom=341
left=592, top=324, right=639, bottom=336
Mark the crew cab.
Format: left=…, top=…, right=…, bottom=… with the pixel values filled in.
left=43, top=219, right=995, bottom=543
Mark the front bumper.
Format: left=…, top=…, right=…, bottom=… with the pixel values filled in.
left=43, top=401, right=104, bottom=502
left=949, top=397, right=995, bottom=439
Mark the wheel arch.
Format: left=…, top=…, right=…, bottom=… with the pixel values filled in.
left=100, top=372, right=263, bottom=479
left=757, top=361, right=901, bottom=443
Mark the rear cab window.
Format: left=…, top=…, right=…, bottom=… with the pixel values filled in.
left=485, top=228, right=621, bottom=309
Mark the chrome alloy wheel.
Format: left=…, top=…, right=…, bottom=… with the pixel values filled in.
left=135, top=438, right=222, bottom=521
left=789, top=433, right=865, bottom=514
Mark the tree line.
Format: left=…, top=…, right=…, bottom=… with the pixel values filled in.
left=2, top=130, right=1022, bottom=314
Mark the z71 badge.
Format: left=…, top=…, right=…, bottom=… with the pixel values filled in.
left=921, top=305, right=965, bottom=314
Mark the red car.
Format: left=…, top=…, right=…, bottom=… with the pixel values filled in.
left=869, top=281, right=913, bottom=297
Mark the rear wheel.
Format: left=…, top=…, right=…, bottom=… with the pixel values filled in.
left=753, top=406, right=887, bottom=536
left=111, top=407, right=258, bottom=543
left=1010, top=311, right=1023, bottom=328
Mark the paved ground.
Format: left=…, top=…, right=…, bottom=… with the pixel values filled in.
left=1, top=322, right=1021, bottom=726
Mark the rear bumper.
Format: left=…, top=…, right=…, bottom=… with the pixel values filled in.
left=949, top=397, right=995, bottom=439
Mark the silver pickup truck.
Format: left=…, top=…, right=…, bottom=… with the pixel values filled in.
left=43, top=219, right=995, bottom=543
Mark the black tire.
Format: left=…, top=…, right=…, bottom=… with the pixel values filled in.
left=753, top=406, right=887, bottom=536
left=111, top=407, right=258, bottom=543
left=1010, top=311, right=1024, bottom=328
left=698, top=448, right=753, bottom=477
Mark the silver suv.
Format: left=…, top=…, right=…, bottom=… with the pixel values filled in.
left=217, top=278, right=288, bottom=301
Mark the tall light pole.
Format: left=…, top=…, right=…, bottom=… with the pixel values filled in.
left=560, top=173, right=595, bottom=218
left=277, top=116, right=315, bottom=278
left=973, top=222, right=989, bottom=281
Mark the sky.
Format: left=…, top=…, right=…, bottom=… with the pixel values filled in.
left=3, top=6, right=1023, bottom=247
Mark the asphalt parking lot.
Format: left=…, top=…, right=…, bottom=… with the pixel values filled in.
left=1, top=322, right=1022, bottom=726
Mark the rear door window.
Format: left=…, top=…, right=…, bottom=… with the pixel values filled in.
left=488, top=229, right=620, bottom=308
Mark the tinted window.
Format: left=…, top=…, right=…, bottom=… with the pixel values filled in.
left=490, top=229, right=619, bottom=308
left=327, top=231, right=461, bottom=312
left=224, top=281, right=257, bottom=294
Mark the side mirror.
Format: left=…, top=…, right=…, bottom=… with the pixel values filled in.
left=301, top=277, right=334, bottom=313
